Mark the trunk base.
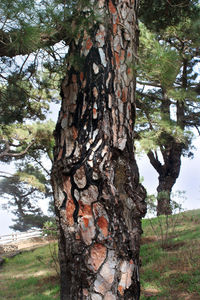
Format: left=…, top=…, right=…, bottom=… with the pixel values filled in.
left=157, top=197, right=172, bottom=216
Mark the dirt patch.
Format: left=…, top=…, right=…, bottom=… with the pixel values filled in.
left=16, top=237, right=51, bottom=250
left=142, top=287, right=160, bottom=297
left=162, top=241, right=185, bottom=251
left=1, top=237, right=55, bottom=254
left=182, top=294, right=200, bottom=300
left=0, top=237, right=56, bottom=266
left=37, top=274, right=59, bottom=287
left=141, top=236, right=158, bottom=245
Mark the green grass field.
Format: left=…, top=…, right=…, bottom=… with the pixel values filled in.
left=0, top=243, right=60, bottom=299
left=140, top=209, right=200, bottom=299
left=0, top=209, right=200, bottom=299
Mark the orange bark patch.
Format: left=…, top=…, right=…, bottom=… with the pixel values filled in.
left=80, top=72, right=84, bottom=81
left=120, top=50, right=125, bottom=62
left=79, top=202, right=93, bottom=217
left=118, top=285, right=124, bottom=295
left=57, top=148, right=63, bottom=161
left=72, top=126, right=78, bottom=140
left=90, top=243, right=107, bottom=272
left=63, top=177, right=75, bottom=226
left=122, top=88, right=127, bottom=102
left=109, top=0, right=117, bottom=14
left=86, top=38, right=93, bottom=50
left=93, top=87, right=98, bottom=98
left=93, top=108, right=97, bottom=119
left=114, top=51, right=120, bottom=68
left=113, top=23, right=117, bottom=35
left=66, top=198, right=75, bottom=226
left=97, top=216, right=108, bottom=237
left=83, top=217, right=89, bottom=228
left=72, top=74, right=77, bottom=83
left=127, top=68, right=132, bottom=75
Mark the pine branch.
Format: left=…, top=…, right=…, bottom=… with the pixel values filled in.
left=0, top=28, right=71, bottom=58
left=136, top=90, right=163, bottom=103
left=137, top=80, right=161, bottom=88
left=147, top=150, right=163, bottom=174
left=0, top=171, right=14, bottom=177
left=194, top=125, right=200, bottom=136
left=33, top=157, right=51, bottom=176
left=0, top=141, right=35, bottom=158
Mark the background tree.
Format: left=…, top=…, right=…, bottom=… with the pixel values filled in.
left=0, top=0, right=69, bottom=229
left=0, top=166, right=51, bottom=231
left=0, top=120, right=56, bottom=230
left=136, top=6, right=200, bottom=215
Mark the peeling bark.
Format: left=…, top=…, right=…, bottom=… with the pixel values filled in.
left=51, top=0, right=146, bottom=299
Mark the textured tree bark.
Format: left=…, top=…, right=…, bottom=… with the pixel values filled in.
left=51, top=0, right=146, bottom=299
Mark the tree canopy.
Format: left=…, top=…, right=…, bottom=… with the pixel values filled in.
left=136, top=2, right=200, bottom=214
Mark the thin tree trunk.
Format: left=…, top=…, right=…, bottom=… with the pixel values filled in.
left=51, top=1, right=146, bottom=299
left=156, top=146, right=182, bottom=216
left=157, top=177, right=175, bottom=215
left=148, top=145, right=182, bottom=216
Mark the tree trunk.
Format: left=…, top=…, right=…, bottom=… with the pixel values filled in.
left=156, top=176, right=175, bottom=216
left=156, top=147, right=182, bottom=216
left=51, top=1, right=146, bottom=299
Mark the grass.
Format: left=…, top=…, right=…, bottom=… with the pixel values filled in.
left=0, top=243, right=59, bottom=299
left=0, top=209, right=200, bottom=299
left=140, top=209, right=200, bottom=299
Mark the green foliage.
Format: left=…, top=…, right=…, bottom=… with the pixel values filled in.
left=0, top=120, right=55, bottom=230
left=0, top=74, right=49, bottom=125
left=43, top=221, right=58, bottom=238
left=139, top=0, right=199, bottom=32
left=138, top=23, right=181, bottom=88
left=16, top=165, right=47, bottom=193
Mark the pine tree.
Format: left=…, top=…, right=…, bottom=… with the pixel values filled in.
left=1, top=1, right=147, bottom=297
left=0, top=121, right=55, bottom=230
left=0, top=166, right=51, bottom=231
left=51, top=0, right=146, bottom=298
left=136, top=9, right=200, bottom=215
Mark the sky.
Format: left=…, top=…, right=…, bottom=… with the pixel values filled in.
left=0, top=104, right=200, bottom=236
